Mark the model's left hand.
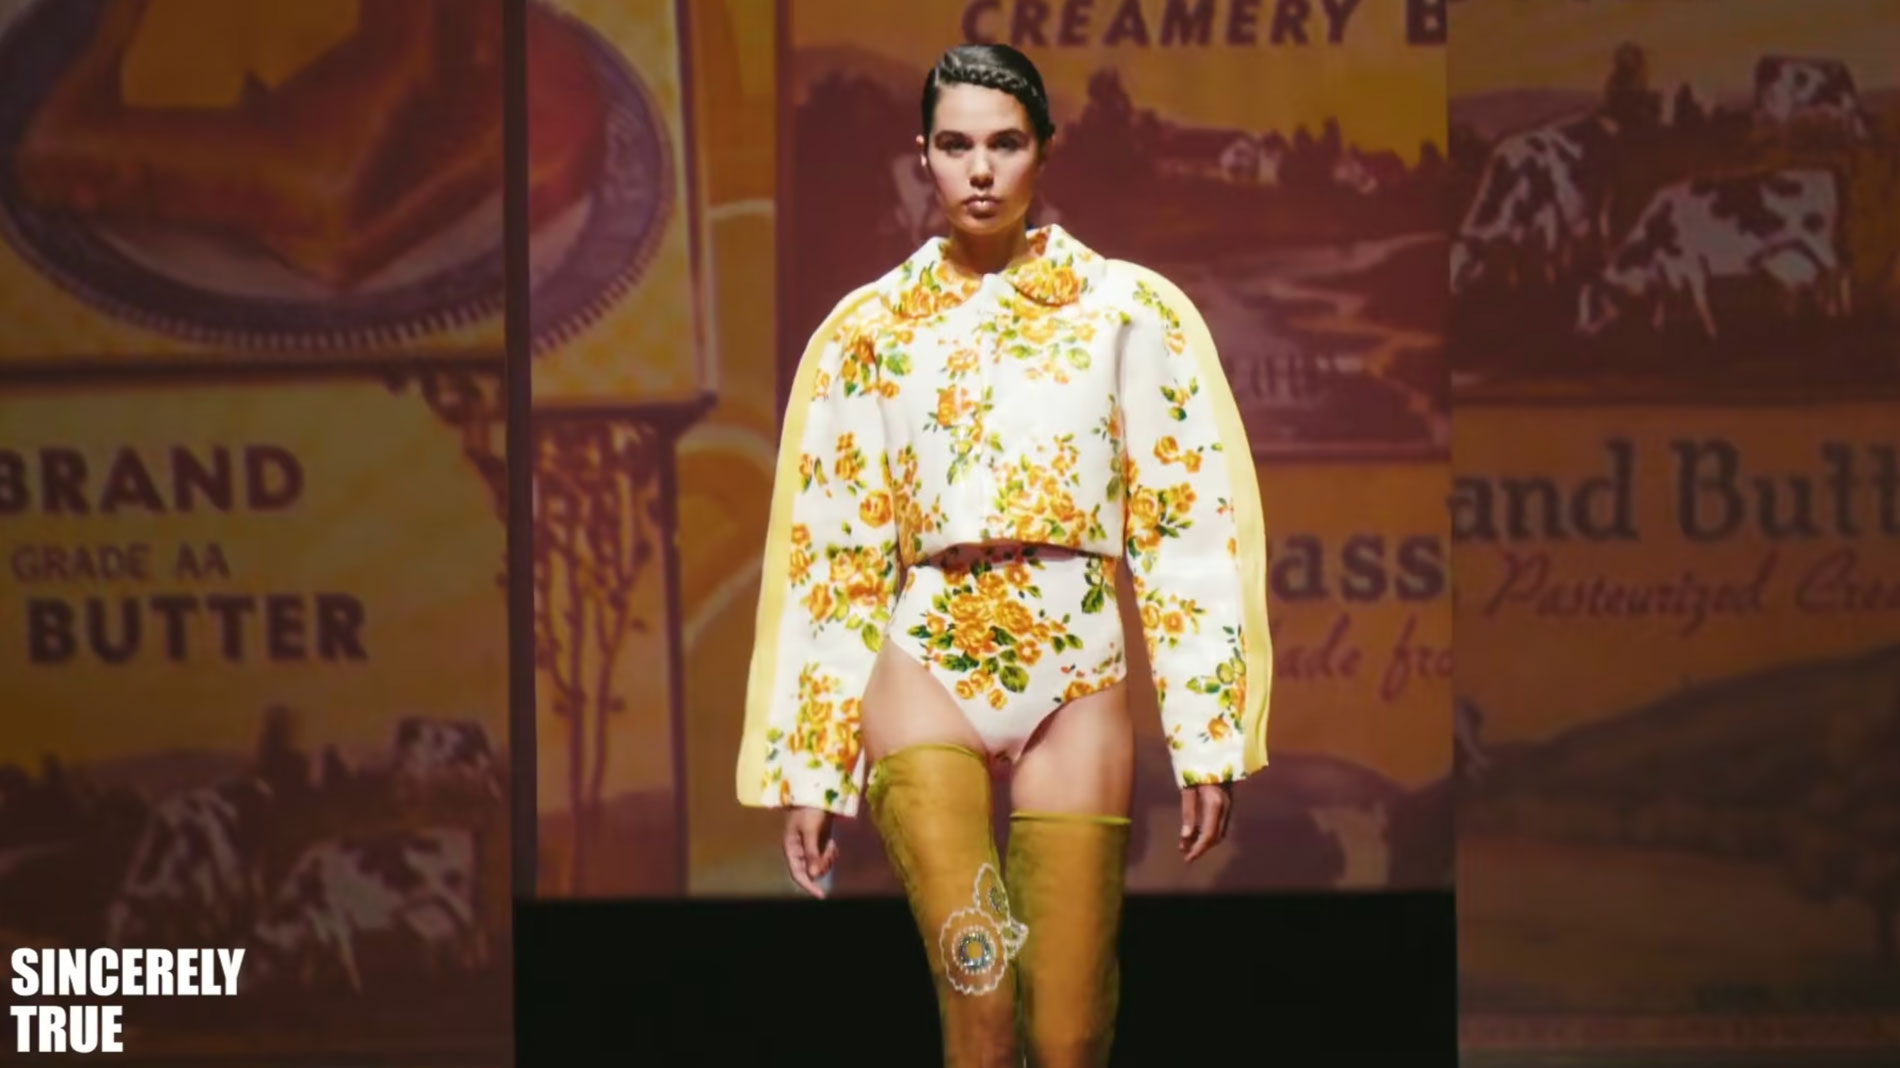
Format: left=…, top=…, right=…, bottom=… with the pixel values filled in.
left=1178, top=782, right=1232, bottom=864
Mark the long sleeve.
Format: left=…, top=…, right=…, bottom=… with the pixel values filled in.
left=1115, top=266, right=1273, bottom=786
left=736, top=285, right=901, bottom=816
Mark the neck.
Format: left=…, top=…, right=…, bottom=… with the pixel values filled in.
left=945, top=223, right=1031, bottom=277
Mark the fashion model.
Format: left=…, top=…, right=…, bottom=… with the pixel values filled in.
left=736, top=43, right=1272, bottom=1066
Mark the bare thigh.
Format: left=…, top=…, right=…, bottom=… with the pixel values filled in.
left=1008, top=682, right=1135, bottom=818
left=861, top=642, right=986, bottom=764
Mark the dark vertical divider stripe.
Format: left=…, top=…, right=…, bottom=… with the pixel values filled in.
left=503, top=0, right=536, bottom=901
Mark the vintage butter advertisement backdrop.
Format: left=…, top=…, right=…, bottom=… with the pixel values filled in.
left=0, top=0, right=512, bottom=1061
left=1450, top=0, right=1900, bottom=1058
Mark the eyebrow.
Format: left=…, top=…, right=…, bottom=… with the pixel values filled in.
left=932, top=127, right=1030, bottom=140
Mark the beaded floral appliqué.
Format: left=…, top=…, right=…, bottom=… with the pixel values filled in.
left=939, top=862, right=1027, bottom=996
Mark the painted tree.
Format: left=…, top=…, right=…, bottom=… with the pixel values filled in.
left=1782, top=674, right=1900, bottom=966
left=533, top=419, right=662, bottom=893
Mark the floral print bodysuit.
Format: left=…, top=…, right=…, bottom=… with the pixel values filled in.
left=737, top=225, right=1272, bottom=816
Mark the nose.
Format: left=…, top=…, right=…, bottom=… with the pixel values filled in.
left=969, top=151, right=993, bottom=187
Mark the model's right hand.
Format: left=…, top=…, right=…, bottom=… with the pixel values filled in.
left=1178, top=782, right=1232, bottom=864
left=783, top=807, right=838, bottom=898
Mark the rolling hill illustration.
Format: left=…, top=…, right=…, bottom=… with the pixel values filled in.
left=1453, top=87, right=1900, bottom=139
left=1462, top=640, right=1900, bottom=1007
left=1449, top=88, right=1600, bottom=140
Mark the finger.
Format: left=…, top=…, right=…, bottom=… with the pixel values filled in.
left=1200, top=789, right=1224, bottom=830
left=1181, top=796, right=1204, bottom=862
left=1179, top=790, right=1198, bottom=851
left=787, top=823, right=828, bottom=898
left=817, top=837, right=840, bottom=877
left=1185, top=796, right=1223, bottom=864
left=1215, top=793, right=1233, bottom=844
left=784, top=836, right=823, bottom=898
left=1203, top=793, right=1230, bottom=849
left=1183, top=816, right=1215, bottom=863
left=799, top=823, right=831, bottom=886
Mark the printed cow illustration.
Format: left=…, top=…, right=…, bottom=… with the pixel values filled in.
left=391, top=717, right=499, bottom=799
left=1451, top=113, right=1622, bottom=294
left=1753, top=56, right=1873, bottom=139
left=1576, top=167, right=1849, bottom=339
left=246, top=827, right=485, bottom=993
left=105, top=778, right=275, bottom=946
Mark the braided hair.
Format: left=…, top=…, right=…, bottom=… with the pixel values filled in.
left=920, top=44, right=1057, bottom=145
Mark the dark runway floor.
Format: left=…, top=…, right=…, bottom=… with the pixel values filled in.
left=516, top=891, right=1458, bottom=1065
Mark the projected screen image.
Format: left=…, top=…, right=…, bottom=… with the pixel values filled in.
left=0, top=0, right=511, bottom=1062
left=1446, top=0, right=1900, bottom=1058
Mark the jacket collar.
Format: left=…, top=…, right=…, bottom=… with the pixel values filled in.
left=880, top=224, right=1104, bottom=320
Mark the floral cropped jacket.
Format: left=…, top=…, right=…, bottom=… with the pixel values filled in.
left=737, top=226, right=1272, bottom=816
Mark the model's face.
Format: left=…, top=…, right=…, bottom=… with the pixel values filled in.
left=919, top=84, right=1043, bottom=238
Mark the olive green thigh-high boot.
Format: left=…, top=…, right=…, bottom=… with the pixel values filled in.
left=867, top=743, right=1023, bottom=1067
left=1005, top=811, right=1131, bottom=1068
